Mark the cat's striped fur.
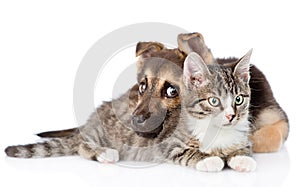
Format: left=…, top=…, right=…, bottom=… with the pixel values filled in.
left=178, top=32, right=289, bottom=153
left=182, top=51, right=256, bottom=171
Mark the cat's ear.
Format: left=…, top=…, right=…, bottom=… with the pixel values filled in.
left=178, top=32, right=216, bottom=65
left=233, top=49, right=252, bottom=84
left=183, top=52, right=210, bottom=89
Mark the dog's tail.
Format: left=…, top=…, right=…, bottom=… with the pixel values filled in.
left=5, top=134, right=79, bottom=158
left=36, top=127, right=78, bottom=138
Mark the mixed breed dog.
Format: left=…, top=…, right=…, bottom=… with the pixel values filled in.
left=5, top=32, right=289, bottom=172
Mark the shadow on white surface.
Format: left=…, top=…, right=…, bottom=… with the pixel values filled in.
left=3, top=147, right=289, bottom=187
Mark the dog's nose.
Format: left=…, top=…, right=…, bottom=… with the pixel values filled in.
left=132, top=115, right=146, bottom=124
left=132, top=112, right=151, bottom=126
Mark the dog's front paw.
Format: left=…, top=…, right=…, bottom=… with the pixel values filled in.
left=228, top=156, right=256, bottom=172
left=96, top=148, right=119, bottom=163
left=196, top=156, right=224, bottom=172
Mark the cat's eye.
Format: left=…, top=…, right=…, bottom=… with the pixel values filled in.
left=208, top=97, right=220, bottom=107
left=138, top=82, right=147, bottom=95
left=235, top=95, right=244, bottom=105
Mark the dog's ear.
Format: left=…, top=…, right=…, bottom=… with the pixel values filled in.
left=135, top=42, right=165, bottom=74
left=177, top=32, right=216, bottom=65
left=136, top=42, right=165, bottom=58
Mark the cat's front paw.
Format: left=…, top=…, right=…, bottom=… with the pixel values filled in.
left=196, top=156, right=224, bottom=172
left=96, top=148, right=119, bottom=164
left=228, top=156, right=256, bottom=172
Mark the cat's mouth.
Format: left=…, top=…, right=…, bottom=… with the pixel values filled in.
left=211, top=113, right=236, bottom=128
left=221, top=123, right=233, bottom=127
left=214, top=121, right=235, bottom=128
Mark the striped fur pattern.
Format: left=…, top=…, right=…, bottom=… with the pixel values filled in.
left=217, top=58, right=289, bottom=153
left=178, top=32, right=289, bottom=153
left=182, top=51, right=256, bottom=171
left=5, top=134, right=79, bottom=158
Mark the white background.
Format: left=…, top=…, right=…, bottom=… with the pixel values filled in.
left=0, top=0, right=299, bottom=187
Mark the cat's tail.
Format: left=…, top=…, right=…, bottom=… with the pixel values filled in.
left=5, top=134, right=80, bottom=158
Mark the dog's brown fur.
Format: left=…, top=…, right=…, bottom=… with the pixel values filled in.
left=131, top=43, right=185, bottom=138
left=250, top=120, right=288, bottom=152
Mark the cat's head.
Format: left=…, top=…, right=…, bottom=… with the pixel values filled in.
left=131, top=41, right=185, bottom=137
left=183, top=50, right=252, bottom=128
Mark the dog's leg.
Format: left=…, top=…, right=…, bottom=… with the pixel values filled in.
left=251, top=120, right=288, bottom=153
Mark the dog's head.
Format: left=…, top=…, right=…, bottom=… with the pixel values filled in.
left=131, top=33, right=214, bottom=138
left=131, top=42, right=186, bottom=138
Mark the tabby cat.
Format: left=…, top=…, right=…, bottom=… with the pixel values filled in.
left=182, top=51, right=256, bottom=171
left=178, top=32, right=289, bottom=153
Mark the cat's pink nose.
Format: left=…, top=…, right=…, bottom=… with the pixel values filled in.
left=226, top=114, right=235, bottom=122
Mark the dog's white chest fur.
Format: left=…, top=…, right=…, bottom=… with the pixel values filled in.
left=188, top=117, right=250, bottom=153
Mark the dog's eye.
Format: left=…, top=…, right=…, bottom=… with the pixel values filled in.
left=139, top=82, right=147, bottom=95
left=165, top=85, right=178, bottom=98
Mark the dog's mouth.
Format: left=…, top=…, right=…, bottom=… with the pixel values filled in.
left=134, top=123, right=164, bottom=138
left=131, top=113, right=167, bottom=138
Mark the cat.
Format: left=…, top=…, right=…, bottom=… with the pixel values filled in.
left=178, top=32, right=289, bottom=153
left=182, top=51, right=256, bottom=172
